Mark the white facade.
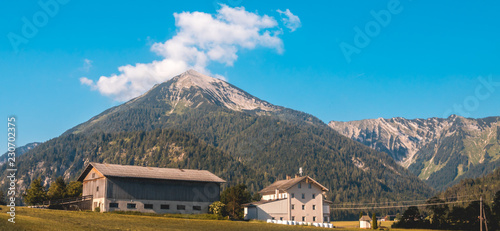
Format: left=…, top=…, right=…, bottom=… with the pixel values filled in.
left=360, top=220, right=371, bottom=229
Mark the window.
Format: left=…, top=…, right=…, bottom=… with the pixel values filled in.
left=298, top=183, right=301, bottom=188
left=302, top=193, right=305, bottom=199
left=127, top=203, right=136, bottom=209
left=177, top=205, right=186, bottom=210
left=160, top=204, right=169, bottom=210
left=324, top=216, right=328, bottom=222
left=302, top=205, right=305, bottom=210
left=280, top=217, right=283, bottom=221
left=312, top=194, right=315, bottom=199
left=291, top=193, right=295, bottom=198
left=109, top=203, right=118, bottom=208
left=308, top=183, right=312, bottom=189
left=291, top=204, right=294, bottom=210
left=96, top=186, right=99, bottom=192
left=302, top=216, right=305, bottom=221
left=292, top=216, right=295, bottom=221
left=313, top=216, right=316, bottom=222
left=193, top=206, right=201, bottom=211
left=312, top=205, right=316, bottom=210
left=92, top=173, right=95, bottom=178
left=144, top=204, right=153, bottom=209
left=272, top=217, right=275, bottom=220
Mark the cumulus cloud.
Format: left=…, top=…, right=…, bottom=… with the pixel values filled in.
left=80, top=77, right=94, bottom=86
left=277, top=9, right=301, bottom=32
left=81, top=5, right=299, bottom=101
left=79, top=58, right=93, bottom=72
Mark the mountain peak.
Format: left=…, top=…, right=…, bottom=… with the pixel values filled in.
left=174, top=69, right=221, bottom=90
left=167, top=69, right=275, bottom=112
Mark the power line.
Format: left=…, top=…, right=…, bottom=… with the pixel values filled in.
left=331, top=194, right=483, bottom=207
left=330, top=199, right=478, bottom=210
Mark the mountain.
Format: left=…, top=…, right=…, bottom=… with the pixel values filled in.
left=1, top=70, right=433, bottom=218
left=0, top=142, right=40, bottom=166
left=329, top=115, right=500, bottom=191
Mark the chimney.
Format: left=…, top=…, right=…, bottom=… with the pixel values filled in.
left=286, top=175, right=291, bottom=180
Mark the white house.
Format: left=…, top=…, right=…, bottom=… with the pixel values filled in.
left=243, top=175, right=331, bottom=223
left=359, top=215, right=372, bottom=229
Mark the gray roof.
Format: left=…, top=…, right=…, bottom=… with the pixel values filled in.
left=77, top=162, right=225, bottom=183
left=242, top=198, right=286, bottom=207
left=360, top=215, right=372, bottom=221
left=259, top=176, right=328, bottom=195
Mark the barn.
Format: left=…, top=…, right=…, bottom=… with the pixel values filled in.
left=77, top=162, right=225, bottom=214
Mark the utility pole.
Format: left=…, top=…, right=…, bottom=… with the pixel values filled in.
left=480, top=196, right=483, bottom=231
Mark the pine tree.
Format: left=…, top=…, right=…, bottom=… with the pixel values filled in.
left=47, top=177, right=66, bottom=200
left=24, top=178, right=47, bottom=205
left=65, top=181, right=83, bottom=198
left=372, top=213, right=378, bottom=229
left=220, top=184, right=251, bottom=220
left=0, top=189, right=6, bottom=205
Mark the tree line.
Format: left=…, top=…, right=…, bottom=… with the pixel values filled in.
left=392, top=192, right=500, bottom=230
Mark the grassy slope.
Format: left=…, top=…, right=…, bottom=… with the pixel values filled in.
left=0, top=206, right=326, bottom=231
left=0, top=206, right=450, bottom=231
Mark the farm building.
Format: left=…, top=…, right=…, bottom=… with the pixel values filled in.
left=243, top=175, right=331, bottom=223
left=77, top=162, right=225, bottom=213
left=359, top=215, right=372, bottom=229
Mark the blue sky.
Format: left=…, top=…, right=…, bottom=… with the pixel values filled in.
left=1, top=0, right=500, bottom=151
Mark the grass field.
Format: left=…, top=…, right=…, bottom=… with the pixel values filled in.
left=0, top=206, right=444, bottom=231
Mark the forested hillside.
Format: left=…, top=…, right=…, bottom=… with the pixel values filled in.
left=0, top=70, right=434, bottom=220
left=440, top=168, right=500, bottom=207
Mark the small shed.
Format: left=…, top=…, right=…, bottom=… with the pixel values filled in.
left=359, top=215, right=372, bottom=229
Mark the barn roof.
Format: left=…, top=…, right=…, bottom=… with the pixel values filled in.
left=259, top=176, right=328, bottom=195
left=77, top=162, right=226, bottom=183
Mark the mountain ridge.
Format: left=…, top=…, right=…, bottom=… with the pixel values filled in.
left=329, top=115, right=500, bottom=190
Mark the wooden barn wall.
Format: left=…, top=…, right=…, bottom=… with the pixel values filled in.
left=107, top=177, right=221, bottom=202
left=83, top=177, right=106, bottom=198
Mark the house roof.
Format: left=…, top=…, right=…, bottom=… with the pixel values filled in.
left=242, top=198, right=286, bottom=207
left=323, top=199, right=334, bottom=204
left=77, top=162, right=226, bottom=183
left=259, top=176, right=328, bottom=195
left=359, top=215, right=372, bottom=221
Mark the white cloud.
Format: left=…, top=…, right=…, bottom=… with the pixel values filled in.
left=80, top=77, right=94, bottom=86
left=82, top=5, right=297, bottom=101
left=80, top=58, right=93, bottom=72
left=277, top=9, right=301, bottom=32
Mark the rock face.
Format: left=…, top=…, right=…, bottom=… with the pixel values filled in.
left=329, top=115, right=500, bottom=190
left=168, top=70, right=276, bottom=112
